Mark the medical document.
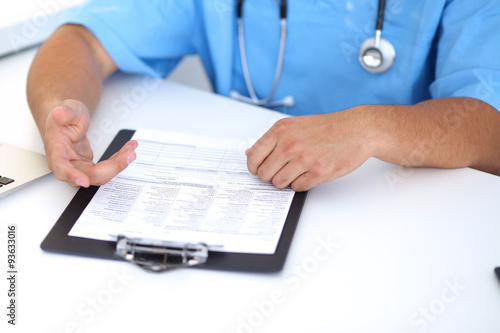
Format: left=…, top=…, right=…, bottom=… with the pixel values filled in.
left=69, top=128, right=295, bottom=254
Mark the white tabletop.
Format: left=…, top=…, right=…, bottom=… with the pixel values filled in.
left=1, top=48, right=500, bottom=333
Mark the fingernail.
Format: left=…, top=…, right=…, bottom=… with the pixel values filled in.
left=75, top=179, right=85, bottom=187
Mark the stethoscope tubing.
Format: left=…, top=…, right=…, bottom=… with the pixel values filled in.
left=232, top=0, right=395, bottom=108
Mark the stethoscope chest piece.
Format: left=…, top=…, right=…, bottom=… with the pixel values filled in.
left=359, top=35, right=395, bottom=74
left=358, top=0, right=396, bottom=74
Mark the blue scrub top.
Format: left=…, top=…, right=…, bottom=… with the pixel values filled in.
left=62, top=0, right=500, bottom=116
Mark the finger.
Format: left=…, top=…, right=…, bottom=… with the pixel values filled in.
left=254, top=145, right=292, bottom=182
left=79, top=144, right=137, bottom=185
left=270, top=161, right=308, bottom=189
left=49, top=152, right=93, bottom=187
left=46, top=107, right=88, bottom=147
left=122, top=140, right=139, bottom=152
left=49, top=140, right=137, bottom=187
left=50, top=105, right=81, bottom=127
left=105, top=140, right=138, bottom=162
left=245, top=132, right=278, bottom=175
left=48, top=101, right=91, bottom=141
left=290, top=172, right=324, bottom=192
left=288, top=158, right=335, bottom=191
left=252, top=128, right=306, bottom=182
left=45, top=136, right=92, bottom=175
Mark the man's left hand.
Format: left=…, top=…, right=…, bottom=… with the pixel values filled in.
left=245, top=109, right=377, bottom=192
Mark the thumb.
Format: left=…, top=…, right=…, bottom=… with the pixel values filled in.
left=50, top=99, right=89, bottom=127
left=51, top=106, right=78, bottom=126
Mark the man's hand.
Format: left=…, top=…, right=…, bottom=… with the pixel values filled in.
left=246, top=98, right=500, bottom=192
left=27, top=25, right=124, bottom=187
left=43, top=99, right=137, bottom=187
left=245, top=110, right=376, bottom=192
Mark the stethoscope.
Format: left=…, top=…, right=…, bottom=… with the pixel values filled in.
left=230, top=0, right=293, bottom=107
left=358, top=0, right=396, bottom=74
left=230, top=0, right=396, bottom=108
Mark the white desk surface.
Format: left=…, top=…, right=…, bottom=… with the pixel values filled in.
left=1, top=48, right=500, bottom=333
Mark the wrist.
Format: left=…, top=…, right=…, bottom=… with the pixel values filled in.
left=355, top=104, right=397, bottom=161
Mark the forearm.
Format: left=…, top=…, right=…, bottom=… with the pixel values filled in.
left=27, top=24, right=116, bottom=138
left=368, top=97, right=500, bottom=175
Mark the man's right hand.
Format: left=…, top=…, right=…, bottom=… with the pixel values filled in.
left=27, top=25, right=126, bottom=188
left=43, top=99, right=137, bottom=188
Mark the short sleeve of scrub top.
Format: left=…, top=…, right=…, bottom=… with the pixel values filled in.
left=59, top=0, right=500, bottom=116
left=429, top=0, right=500, bottom=113
left=59, top=0, right=202, bottom=78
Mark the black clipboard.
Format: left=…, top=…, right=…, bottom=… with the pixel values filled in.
left=41, top=130, right=308, bottom=272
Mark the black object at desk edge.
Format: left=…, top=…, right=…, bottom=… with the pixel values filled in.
left=40, top=129, right=308, bottom=272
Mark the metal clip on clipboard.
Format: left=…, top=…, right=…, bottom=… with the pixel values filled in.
left=115, top=235, right=208, bottom=272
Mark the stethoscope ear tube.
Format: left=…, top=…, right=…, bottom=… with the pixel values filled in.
left=233, top=0, right=293, bottom=108
left=232, top=0, right=396, bottom=109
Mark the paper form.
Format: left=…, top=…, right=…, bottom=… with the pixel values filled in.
left=69, top=128, right=295, bottom=254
